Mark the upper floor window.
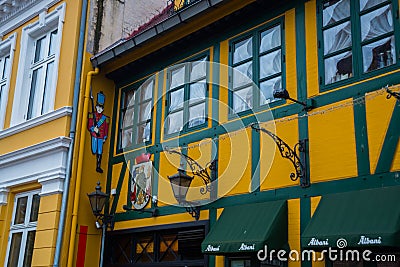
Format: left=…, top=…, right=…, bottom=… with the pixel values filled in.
left=119, top=77, right=154, bottom=149
left=6, top=191, right=40, bottom=267
left=320, top=0, right=398, bottom=86
left=230, top=21, right=284, bottom=114
left=0, top=33, right=16, bottom=130
left=27, top=29, right=58, bottom=120
left=165, top=55, right=208, bottom=135
left=10, top=3, right=65, bottom=126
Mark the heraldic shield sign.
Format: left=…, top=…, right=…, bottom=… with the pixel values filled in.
left=130, top=161, right=152, bottom=210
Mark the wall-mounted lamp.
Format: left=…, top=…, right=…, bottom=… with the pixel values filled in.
left=251, top=123, right=309, bottom=188
left=87, top=181, right=114, bottom=229
left=167, top=150, right=217, bottom=220
left=87, top=181, right=114, bottom=267
left=273, top=89, right=314, bottom=111
left=122, top=195, right=159, bottom=217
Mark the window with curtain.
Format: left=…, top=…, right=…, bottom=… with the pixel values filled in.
left=166, top=55, right=208, bottom=135
left=230, top=21, right=284, bottom=114
left=6, top=191, right=40, bottom=267
left=320, top=0, right=398, bottom=86
left=119, top=77, right=154, bottom=149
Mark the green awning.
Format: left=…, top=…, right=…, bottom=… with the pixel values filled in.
left=201, top=200, right=287, bottom=254
left=302, top=186, right=400, bottom=249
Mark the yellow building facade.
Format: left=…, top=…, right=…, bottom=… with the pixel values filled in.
left=0, top=0, right=95, bottom=266
left=74, top=0, right=400, bottom=266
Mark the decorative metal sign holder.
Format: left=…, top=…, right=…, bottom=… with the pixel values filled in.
left=167, top=149, right=217, bottom=220
left=250, top=123, right=309, bottom=188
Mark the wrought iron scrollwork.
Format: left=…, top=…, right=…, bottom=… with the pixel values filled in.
left=185, top=205, right=200, bottom=220
left=250, top=123, right=308, bottom=187
left=386, top=87, right=400, bottom=100
left=166, top=149, right=215, bottom=194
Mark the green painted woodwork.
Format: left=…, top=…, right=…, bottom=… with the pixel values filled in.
left=353, top=96, right=371, bottom=176
left=375, top=100, right=400, bottom=173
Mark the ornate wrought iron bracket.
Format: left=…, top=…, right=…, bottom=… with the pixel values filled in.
left=166, top=149, right=216, bottom=194
left=250, top=123, right=309, bottom=188
left=122, top=205, right=158, bottom=217
left=386, top=87, right=400, bottom=100
left=184, top=203, right=200, bottom=221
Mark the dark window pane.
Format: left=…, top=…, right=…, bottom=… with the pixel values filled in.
left=323, top=0, right=350, bottom=27
left=14, top=196, right=28, bottom=225
left=7, top=232, right=22, bottom=267
left=34, top=36, right=46, bottom=63
left=135, top=236, right=154, bottom=263
left=123, top=90, right=135, bottom=109
left=233, top=37, right=252, bottom=64
left=27, top=67, right=43, bottom=120
left=23, top=231, right=36, bottom=267
left=159, top=234, right=178, bottom=262
left=361, top=5, right=393, bottom=42
left=323, top=22, right=352, bottom=55
left=324, top=51, right=353, bottom=84
left=362, top=36, right=395, bottom=72
left=48, top=29, right=58, bottom=56
left=2, top=55, right=9, bottom=80
left=41, top=61, right=54, bottom=115
left=30, top=194, right=40, bottom=222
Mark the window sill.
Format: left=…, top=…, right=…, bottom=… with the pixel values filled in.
left=0, top=106, right=72, bottom=139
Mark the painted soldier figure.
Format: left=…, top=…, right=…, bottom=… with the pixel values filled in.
left=88, top=91, right=109, bottom=173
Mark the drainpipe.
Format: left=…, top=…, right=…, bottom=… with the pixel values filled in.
left=53, top=0, right=89, bottom=266
left=67, top=67, right=99, bottom=267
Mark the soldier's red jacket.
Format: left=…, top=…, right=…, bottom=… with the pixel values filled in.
left=87, top=112, right=109, bottom=139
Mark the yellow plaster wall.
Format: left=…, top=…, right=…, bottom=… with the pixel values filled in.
left=218, top=128, right=252, bottom=197
left=114, top=211, right=209, bottom=231
left=260, top=117, right=299, bottom=190
left=308, top=99, right=358, bottom=182
left=0, top=116, right=70, bottom=155
left=305, top=0, right=319, bottom=98
left=365, top=91, right=397, bottom=174
left=186, top=141, right=213, bottom=202
left=32, top=194, right=62, bottom=267
left=288, top=199, right=300, bottom=267
left=158, top=151, right=182, bottom=207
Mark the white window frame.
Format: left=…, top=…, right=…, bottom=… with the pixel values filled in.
left=0, top=33, right=16, bottom=131
left=10, top=3, right=65, bottom=126
left=4, top=190, right=40, bottom=267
